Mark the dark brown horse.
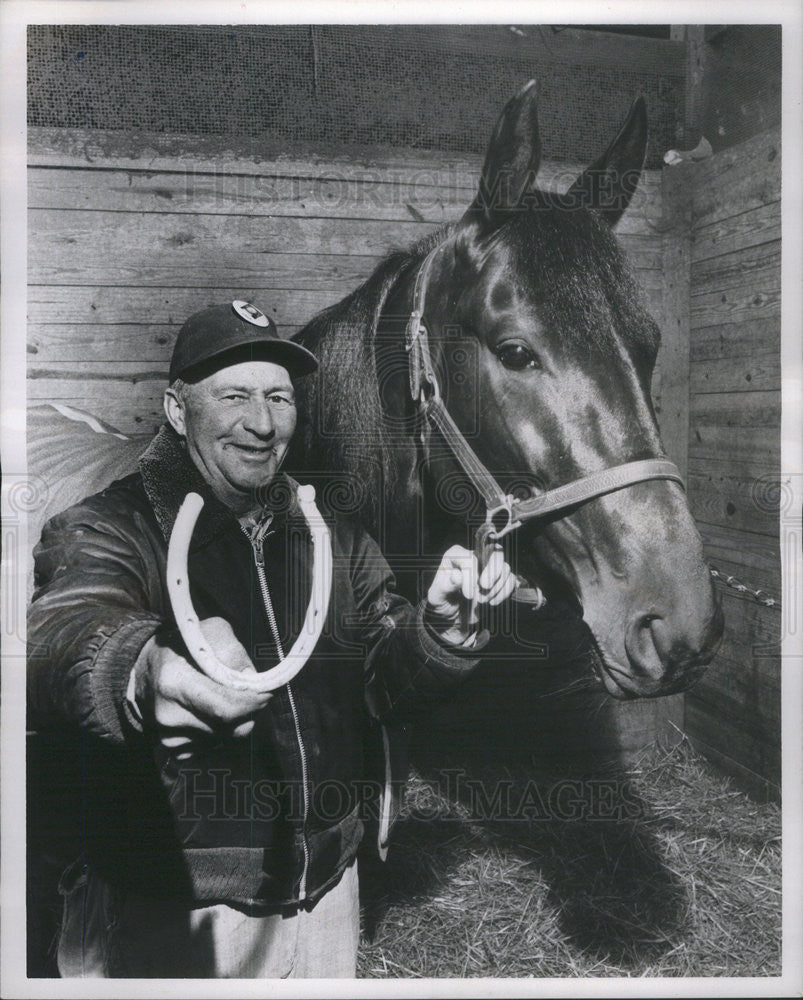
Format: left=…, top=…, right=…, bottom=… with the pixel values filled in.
left=293, top=81, right=723, bottom=701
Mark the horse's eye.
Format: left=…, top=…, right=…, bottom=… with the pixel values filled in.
left=496, top=343, right=540, bottom=371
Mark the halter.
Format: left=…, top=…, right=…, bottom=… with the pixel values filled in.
left=405, top=244, right=685, bottom=572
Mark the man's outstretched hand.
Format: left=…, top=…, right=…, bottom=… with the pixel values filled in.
left=426, top=544, right=516, bottom=646
left=130, top=617, right=270, bottom=748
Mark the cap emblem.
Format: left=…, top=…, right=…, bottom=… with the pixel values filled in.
left=232, top=300, right=270, bottom=327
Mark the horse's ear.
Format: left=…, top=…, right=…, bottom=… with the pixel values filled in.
left=466, top=79, right=541, bottom=232
left=567, top=96, right=648, bottom=227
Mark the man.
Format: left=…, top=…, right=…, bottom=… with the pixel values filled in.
left=28, top=300, right=515, bottom=979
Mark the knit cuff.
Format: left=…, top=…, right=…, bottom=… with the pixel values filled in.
left=90, top=615, right=161, bottom=743
left=415, top=600, right=490, bottom=665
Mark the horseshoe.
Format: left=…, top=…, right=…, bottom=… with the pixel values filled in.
left=167, top=486, right=332, bottom=692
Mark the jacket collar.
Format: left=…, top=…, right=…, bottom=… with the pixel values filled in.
left=139, top=424, right=301, bottom=549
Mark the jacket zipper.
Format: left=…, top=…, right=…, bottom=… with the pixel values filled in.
left=242, top=522, right=311, bottom=902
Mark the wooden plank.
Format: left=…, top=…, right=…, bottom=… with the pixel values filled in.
left=28, top=165, right=467, bottom=225
left=685, top=686, right=780, bottom=750
left=619, top=240, right=664, bottom=270
left=685, top=705, right=781, bottom=776
left=29, top=207, right=437, bottom=269
left=655, top=165, right=692, bottom=479
left=688, top=452, right=782, bottom=484
left=29, top=362, right=169, bottom=380
left=691, top=128, right=781, bottom=229
left=690, top=389, right=780, bottom=427
left=682, top=26, right=706, bottom=140
left=690, top=239, right=781, bottom=294
left=707, top=656, right=780, bottom=708
left=683, top=730, right=780, bottom=802
left=689, top=352, right=781, bottom=394
left=31, top=246, right=385, bottom=294
left=687, top=465, right=782, bottom=536
left=691, top=665, right=780, bottom=730
left=689, top=390, right=780, bottom=465
left=630, top=270, right=664, bottom=297
left=689, top=424, right=779, bottom=468
left=692, top=200, right=781, bottom=263
left=25, top=378, right=167, bottom=437
left=684, top=700, right=781, bottom=783
left=29, top=164, right=665, bottom=240
left=28, top=206, right=666, bottom=289
left=27, top=270, right=662, bottom=359
left=690, top=284, right=780, bottom=331
left=610, top=695, right=684, bottom=760
left=27, top=323, right=299, bottom=363
left=699, top=523, right=782, bottom=594
left=28, top=126, right=664, bottom=194
left=689, top=316, right=780, bottom=361
left=706, top=637, right=781, bottom=695
left=27, top=286, right=341, bottom=328
left=27, top=125, right=489, bottom=181
left=710, top=590, right=782, bottom=666
left=689, top=240, right=781, bottom=330
left=28, top=234, right=661, bottom=294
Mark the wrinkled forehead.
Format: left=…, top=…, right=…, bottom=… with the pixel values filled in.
left=191, top=359, right=295, bottom=395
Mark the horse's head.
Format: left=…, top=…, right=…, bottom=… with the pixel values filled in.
left=413, top=81, right=723, bottom=698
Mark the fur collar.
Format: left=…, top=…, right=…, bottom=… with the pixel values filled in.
left=139, top=424, right=301, bottom=549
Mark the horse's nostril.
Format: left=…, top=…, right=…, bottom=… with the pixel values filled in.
left=639, top=612, right=661, bottom=628
left=625, top=612, right=666, bottom=682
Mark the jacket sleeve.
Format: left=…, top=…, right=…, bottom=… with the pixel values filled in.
left=348, top=522, right=487, bottom=724
left=27, top=498, right=164, bottom=744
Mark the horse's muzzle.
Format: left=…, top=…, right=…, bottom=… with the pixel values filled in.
left=602, top=597, right=724, bottom=699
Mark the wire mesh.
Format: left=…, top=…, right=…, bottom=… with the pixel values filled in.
left=28, top=24, right=685, bottom=167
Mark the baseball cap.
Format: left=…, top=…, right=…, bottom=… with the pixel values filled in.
left=169, top=300, right=319, bottom=383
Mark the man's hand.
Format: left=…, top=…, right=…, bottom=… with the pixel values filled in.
left=426, top=544, right=516, bottom=646
left=131, top=617, right=271, bottom=748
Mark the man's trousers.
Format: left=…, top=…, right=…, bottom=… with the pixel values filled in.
left=56, top=858, right=360, bottom=978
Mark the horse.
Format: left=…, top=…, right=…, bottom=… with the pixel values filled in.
left=292, top=80, right=724, bottom=712
left=288, top=89, right=726, bottom=949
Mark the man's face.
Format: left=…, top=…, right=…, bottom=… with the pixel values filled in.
left=165, top=360, right=297, bottom=512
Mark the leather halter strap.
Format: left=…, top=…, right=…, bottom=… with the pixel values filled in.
left=404, top=244, right=685, bottom=560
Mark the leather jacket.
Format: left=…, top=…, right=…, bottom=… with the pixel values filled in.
left=27, top=426, right=483, bottom=906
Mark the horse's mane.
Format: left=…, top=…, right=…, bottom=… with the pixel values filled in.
left=293, top=228, right=448, bottom=527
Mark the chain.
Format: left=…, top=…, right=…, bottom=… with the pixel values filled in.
left=709, top=566, right=780, bottom=610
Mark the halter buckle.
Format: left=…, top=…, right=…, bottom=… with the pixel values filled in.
left=405, top=310, right=423, bottom=352
left=485, top=495, right=523, bottom=541
left=409, top=319, right=441, bottom=404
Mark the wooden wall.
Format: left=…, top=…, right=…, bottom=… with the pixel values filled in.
left=27, top=126, right=686, bottom=756
left=681, top=128, right=782, bottom=798
left=28, top=127, right=672, bottom=436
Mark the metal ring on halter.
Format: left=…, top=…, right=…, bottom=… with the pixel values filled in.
left=485, top=496, right=523, bottom=541
left=419, top=368, right=441, bottom=405
left=167, top=486, right=332, bottom=693
left=473, top=497, right=522, bottom=576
